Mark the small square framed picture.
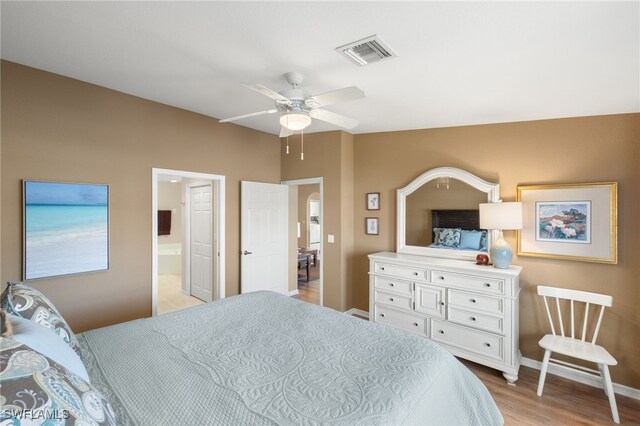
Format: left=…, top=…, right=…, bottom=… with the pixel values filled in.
left=366, top=192, right=380, bottom=210
left=365, top=217, right=379, bottom=235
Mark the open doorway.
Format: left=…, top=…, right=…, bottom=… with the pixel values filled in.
left=152, top=168, right=226, bottom=316
left=283, top=178, right=323, bottom=306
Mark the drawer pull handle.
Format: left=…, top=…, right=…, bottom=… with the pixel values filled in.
left=413, top=322, right=419, bottom=327
left=439, top=276, right=445, bottom=280
left=390, top=298, right=394, bottom=302
left=380, top=313, right=385, bottom=318
left=471, top=299, right=477, bottom=303
left=485, top=342, right=491, bottom=347
left=471, top=317, right=477, bottom=321
left=389, top=283, right=394, bottom=287
left=440, top=302, right=445, bottom=306
left=414, top=272, right=419, bottom=276
left=439, top=330, right=445, bottom=334
left=484, top=283, right=491, bottom=287
left=381, top=267, right=385, bottom=271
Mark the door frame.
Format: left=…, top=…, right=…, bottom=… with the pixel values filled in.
left=152, top=168, right=225, bottom=316
left=281, top=177, right=323, bottom=307
left=185, top=182, right=215, bottom=302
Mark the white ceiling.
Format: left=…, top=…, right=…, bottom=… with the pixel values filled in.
left=2, top=1, right=638, bottom=135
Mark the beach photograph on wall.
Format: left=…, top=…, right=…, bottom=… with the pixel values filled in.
left=24, top=181, right=109, bottom=280
left=536, top=201, right=590, bottom=244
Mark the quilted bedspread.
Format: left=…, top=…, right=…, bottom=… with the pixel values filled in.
left=78, top=291, right=503, bottom=425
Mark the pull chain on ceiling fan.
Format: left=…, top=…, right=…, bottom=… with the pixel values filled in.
left=220, top=72, right=364, bottom=159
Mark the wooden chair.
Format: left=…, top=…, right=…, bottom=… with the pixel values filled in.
left=536, top=286, right=619, bottom=424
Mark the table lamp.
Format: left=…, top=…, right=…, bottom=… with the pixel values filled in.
left=479, top=202, right=523, bottom=269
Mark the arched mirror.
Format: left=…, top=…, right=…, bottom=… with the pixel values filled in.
left=397, top=167, right=500, bottom=260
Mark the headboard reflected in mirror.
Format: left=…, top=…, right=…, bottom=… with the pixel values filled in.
left=397, top=167, right=500, bottom=260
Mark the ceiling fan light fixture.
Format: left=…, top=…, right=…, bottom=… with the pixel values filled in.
left=280, top=113, right=311, bottom=131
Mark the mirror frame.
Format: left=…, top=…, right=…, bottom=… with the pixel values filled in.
left=397, top=167, right=500, bottom=260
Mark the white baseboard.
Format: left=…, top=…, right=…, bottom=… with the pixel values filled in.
left=344, top=308, right=369, bottom=319
left=287, top=290, right=299, bottom=297
left=521, top=357, right=640, bottom=400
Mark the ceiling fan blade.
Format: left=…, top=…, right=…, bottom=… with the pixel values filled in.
left=279, top=127, right=294, bottom=138
left=305, top=86, right=364, bottom=108
left=309, top=109, right=359, bottom=129
left=219, top=109, right=277, bottom=123
left=241, top=82, right=291, bottom=105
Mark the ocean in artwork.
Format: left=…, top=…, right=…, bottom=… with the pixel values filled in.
left=25, top=182, right=109, bottom=280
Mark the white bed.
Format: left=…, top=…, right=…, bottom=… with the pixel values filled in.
left=78, top=291, right=503, bottom=425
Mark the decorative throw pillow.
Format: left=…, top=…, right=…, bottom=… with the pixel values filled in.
left=437, top=228, right=462, bottom=248
left=459, top=230, right=483, bottom=250
left=0, top=339, right=115, bottom=425
left=9, top=313, right=90, bottom=383
left=479, top=230, right=488, bottom=252
left=1, top=282, right=83, bottom=360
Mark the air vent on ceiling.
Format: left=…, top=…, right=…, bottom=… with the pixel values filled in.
left=336, top=35, right=398, bottom=66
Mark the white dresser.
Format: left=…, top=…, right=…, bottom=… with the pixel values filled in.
left=369, top=251, right=522, bottom=383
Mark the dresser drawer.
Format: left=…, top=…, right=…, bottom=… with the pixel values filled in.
left=374, top=262, right=428, bottom=281
left=448, top=289, right=504, bottom=316
left=448, top=307, right=504, bottom=334
left=431, top=270, right=505, bottom=295
left=375, top=290, right=413, bottom=311
left=431, top=319, right=504, bottom=361
left=374, top=276, right=413, bottom=296
left=374, top=305, right=427, bottom=336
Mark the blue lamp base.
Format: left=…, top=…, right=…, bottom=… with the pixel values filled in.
left=490, top=230, right=513, bottom=269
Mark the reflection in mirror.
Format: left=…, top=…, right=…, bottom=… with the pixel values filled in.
left=405, top=178, right=488, bottom=247
left=396, top=167, right=500, bottom=260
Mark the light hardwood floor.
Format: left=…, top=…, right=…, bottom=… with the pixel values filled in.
left=157, top=274, right=204, bottom=315
left=347, top=314, right=640, bottom=425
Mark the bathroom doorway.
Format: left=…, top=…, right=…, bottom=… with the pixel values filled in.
left=152, top=168, right=225, bottom=316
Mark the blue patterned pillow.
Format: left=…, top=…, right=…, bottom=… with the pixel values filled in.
left=479, top=230, right=488, bottom=252
left=0, top=339, right=116, bottom=425
left=436, top=228, right=461, bottom=248
left=1, top=282, right=83, bottom=360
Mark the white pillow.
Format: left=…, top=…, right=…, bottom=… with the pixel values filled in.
left=8, top=314, right=90, bottom=383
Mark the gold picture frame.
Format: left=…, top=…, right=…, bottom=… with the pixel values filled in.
left=516, top=182, right=617, bottom=264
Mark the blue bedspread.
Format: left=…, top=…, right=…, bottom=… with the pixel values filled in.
left=79, top=291, right=502, bottom=425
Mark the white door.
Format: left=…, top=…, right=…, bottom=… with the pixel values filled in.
left=190, top=185, right=213, bottom=302
left=241, top=181, right=289, bottom=294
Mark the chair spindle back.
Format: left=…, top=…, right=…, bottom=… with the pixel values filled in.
left=538, top=286, right=612, bottom=345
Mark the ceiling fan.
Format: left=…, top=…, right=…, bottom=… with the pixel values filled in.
left=219, top=72, right=364, bottom=137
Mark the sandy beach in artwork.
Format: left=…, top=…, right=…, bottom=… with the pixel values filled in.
left=25, top=204, right=108, bottom=279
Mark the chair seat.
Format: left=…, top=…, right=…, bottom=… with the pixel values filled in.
left=539, top=334, right=617, bottom=365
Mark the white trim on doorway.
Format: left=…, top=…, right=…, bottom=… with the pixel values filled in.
left=281, top=177, right=323, bottom=307
left=152, top=168, right=226, bottom=316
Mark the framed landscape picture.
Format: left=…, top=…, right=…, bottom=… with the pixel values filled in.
left=24, top=181, right=109, bottom=280
left=517, top=182, right=616, bottom=264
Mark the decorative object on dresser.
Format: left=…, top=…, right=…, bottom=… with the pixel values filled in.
left=365, top=217, right=379, bottom=235
left=536, top=285, right=619, bottom=423
left=516, top=182, right=617, bottom=264
left=479, top=202, right=523, bottom=269
left=366, top=192, right=380, bottom=210
left=369, top=252, right=522, bottom=384
left=396, top=167, right=500, bottom=260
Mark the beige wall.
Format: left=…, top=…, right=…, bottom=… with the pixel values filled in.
left=157, top=181, right=183, bottom=245
left=352, top=114, right=640, bottom=388
left=1, top=61, right=281, bottom=331
left=288, top=188, right=298, bottom=292
left=281, top=131, right=354, bottom=311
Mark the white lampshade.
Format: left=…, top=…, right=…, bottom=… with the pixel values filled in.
left=280, top=113, right=312, bottom=131
left=479, top=202, right=523, bottom=230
